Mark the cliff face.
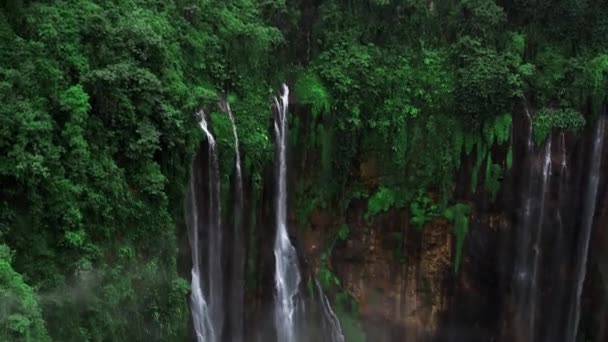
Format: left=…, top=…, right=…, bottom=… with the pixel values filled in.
left=179, top=105, right=608, bottom=342
left=287, top=108, right=608, bottom=342
left=301, top=203, right=453, bottom=342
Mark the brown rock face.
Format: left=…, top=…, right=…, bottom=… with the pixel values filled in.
left=298, top=198, right=454, bottom=341
left=359, top=158, right=379, bottom=189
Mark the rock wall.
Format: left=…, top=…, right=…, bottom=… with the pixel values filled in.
left=287, top=107, right=608, bottom=342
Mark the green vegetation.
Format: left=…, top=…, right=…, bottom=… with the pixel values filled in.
left=295, top=72, right=331, bottom=120
left=0, top=245, right=49, bottom=342
left=443, top=204, right=471, bottom=274
left=335, top=292, right=366, bottom=342
left=533, top=108, right=586, bottom=144
left=2, top=0, right=608, bottom=340
left=318, top=224, right=349, bottom=290
left=410, top=192, right=439, bottom=230
left=365, top=187, right=397, bottom=221
left=0, top=0, right=280, bottom=340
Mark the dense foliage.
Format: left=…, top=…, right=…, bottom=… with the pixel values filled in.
left=2, top=0, right=608, bottom=340
left=0, top=0, right=281, bottom=340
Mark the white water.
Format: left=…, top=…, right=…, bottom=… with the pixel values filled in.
left=315, top=280, right=345, bottom=342
left=221, top=101, right=245, bottom=342
left=223, top=102, right=243, bottom=200
left=202, top=112, right=224, bottom=342
left=188, top=166, right=215, bottom=342
left=188, top=110, right=222, bottom=342
left=567, top=114, right=605, bottom=342
left=273, top=84, right=302, bottom=342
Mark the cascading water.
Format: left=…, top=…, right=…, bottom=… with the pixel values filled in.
left=221, top=101, right=245, bottom=342
left=273, top=84, right=302, bottom=342
left=566, top=113, right=606, bottom=342
left=187, top=110, right=223, bottom=342
left=315, top=280, right=345, bottom=342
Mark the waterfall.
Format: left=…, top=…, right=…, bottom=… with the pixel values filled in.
left=187, top=163, right=215, bottom=342
left=273, top=84, right=302, bottom=342
left=513, top=104, right=553, bottom=341
left=187, top=110, right=223, bottom=342
left=528, top=138, right=552, bottom=341
left=567, top=113, right=606, bottom=342
left=315, top=280, right=345, bottom=342
left=221, top=101, right=245, bottom=342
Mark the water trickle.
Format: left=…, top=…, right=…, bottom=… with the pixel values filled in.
left=221, top=101, right=243, bottom=199
left=315, top=280, right=345, bottom=342
left=273, top=84, right=302, bottom=342
left=567, top=113, right=605, bottom=342
left=524, top=102, right=534, bottom=150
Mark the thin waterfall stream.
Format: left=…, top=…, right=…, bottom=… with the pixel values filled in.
left=528, top=137, right=552, bottom=342
left=567, top=113, right=606, bottom=342
left=221, top=101, right=245, bottom=342
left=188, top=110, right=223, bottom=342
left=315, top=280, right=345, bottom=342
left=273, top=84, right=302, bottom=342
left=187, top=162, right=214, bottom=342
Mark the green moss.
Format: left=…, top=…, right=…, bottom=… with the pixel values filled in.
left=443, top=204, right=471, bottom=273
left=365, top=187, right=396, bottom=221
left=485, top=158, right=502, bottom=201
left=409, top=191, right=439, bottom=230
